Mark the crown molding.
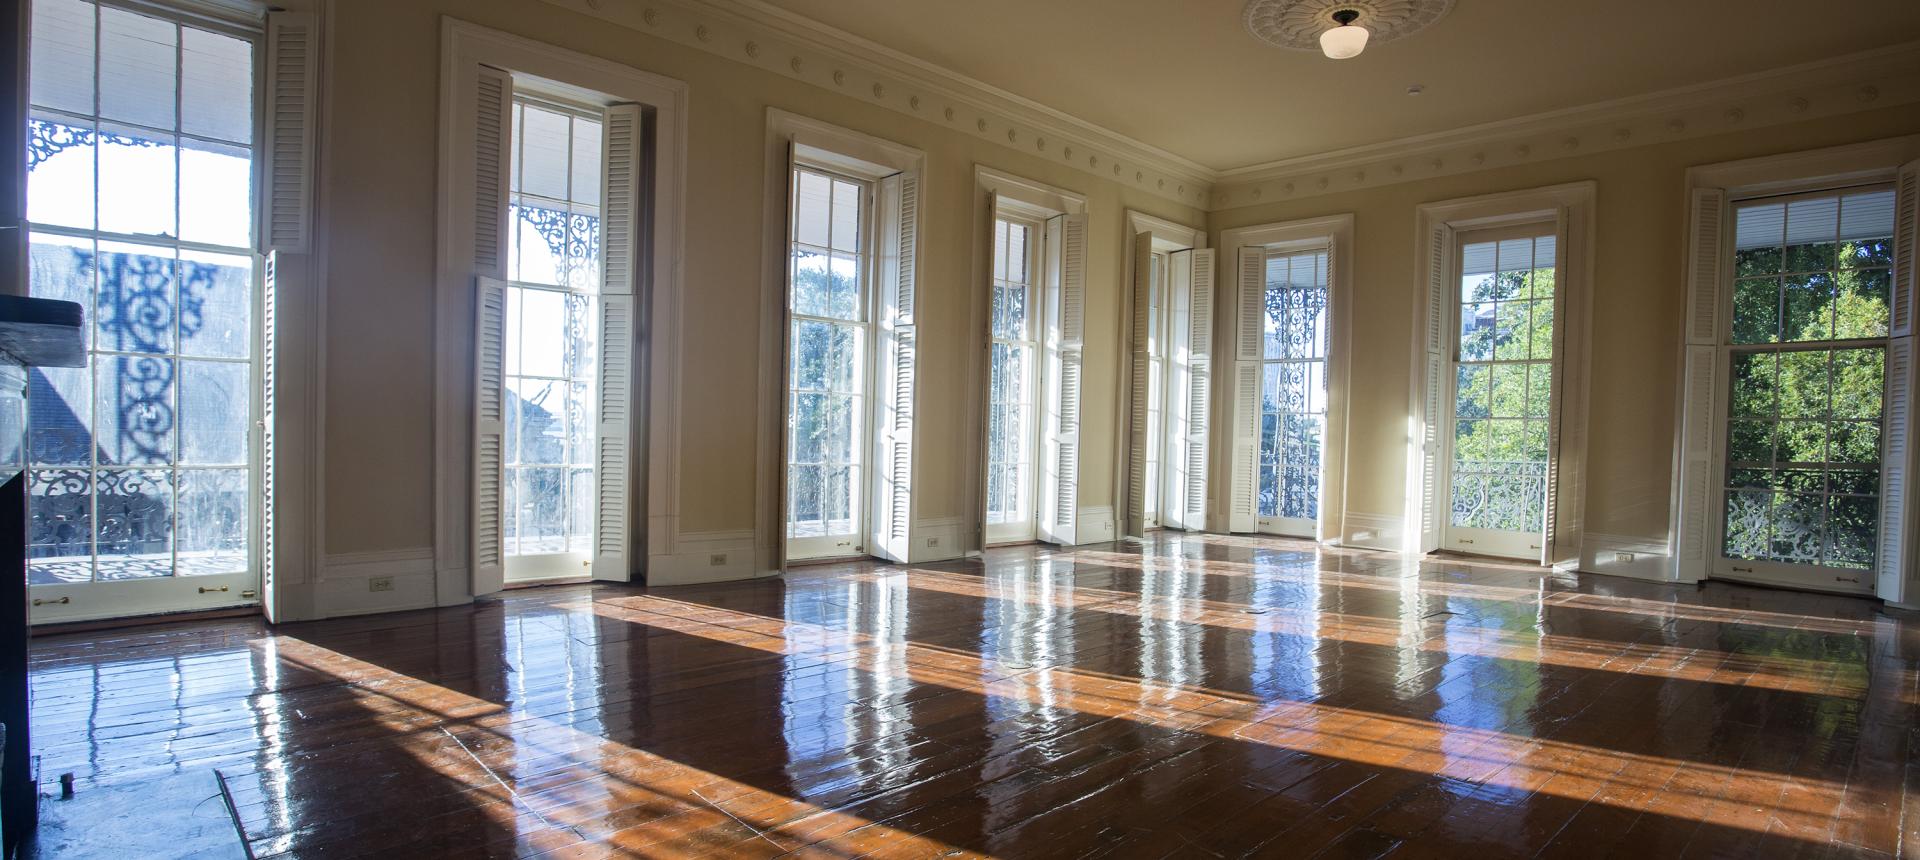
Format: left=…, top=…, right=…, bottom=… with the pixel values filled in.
left=522, top=3, right=1920, bottom=214
left=535, top=0, right=1214, bottom=208
left=1208, top=40, right=1920, bottom=210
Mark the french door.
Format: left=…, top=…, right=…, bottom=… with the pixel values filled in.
left=985, top=215, right=1042, bottom=544
left=1441, top=227, right=1558, bottom=559
left=1712, top=186, right=1894, bottom=594
left=24, top=0, right=262, bottom=622
left=785, top=165, right=873, bottom=560
left=502, top=96, right=602, bottom=582
left=1255, top=248, right=1329, bottom=537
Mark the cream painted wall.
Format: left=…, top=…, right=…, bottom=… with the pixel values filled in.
left=316, top=0, right=1201, bottom=556
left=1209, top=107, right=1920, bottom=545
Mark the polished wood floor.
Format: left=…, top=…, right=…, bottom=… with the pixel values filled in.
left=27, top=534, right=1920, bottom=858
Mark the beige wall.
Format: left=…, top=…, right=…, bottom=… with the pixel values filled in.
left=1209, top=107, right=1920, bottom=544
left=316, top=0, right=1202, bottom=556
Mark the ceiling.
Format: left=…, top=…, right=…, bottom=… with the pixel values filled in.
left=752, top=0, right=1920, bottom=172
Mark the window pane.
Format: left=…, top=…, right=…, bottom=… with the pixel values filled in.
left=28, top=117, right=96, bottom=230
left=1731, top=277, right=1780, bottom=344
left=180, top=138, right=252, bottom=247
left=30, top=0, right=95, bottom=114
left=509, top=378, right=562, bottom=465
left=794, top=170, right=831, bottom=248
left=95, top=468, right=173, bottom=580
left=181, top=27, right=253, bottom=143
left=28, top=469, right=91, bottom=584
left=95, top=355, right=173, bottom=466
left=29, top=234, right=94, bottom=348
left=99, top=7, right=177, bottom=130
left=179, top=251, right=253, bottom=358
left=517, top=467, right=566, bottom=554
left=831, top=179, right=861, bottom=253
left=96, top=241, right=175, bottom=354
left=792, top=250, right=829, bottom=317
left=513, top=206, right=568, bottom=286
left=98, top=126, right=177, bottom=237
left=29, top=367, right=91, bottom=466
left=179, top=360, right=248, bottom=465
left=519, top=105, right=570, bottom=200
left=570, top=119, right=602, bottom=207
left=517, top=289, right=566, bottom=377
left=177, top=468, right=246, bottom=575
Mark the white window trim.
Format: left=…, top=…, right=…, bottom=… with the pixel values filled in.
left=435, top=20, right=687, bottom=604
left=1119, top=211, right=1204, bottom=538
left=969, top=168, right=1088, bottom=551
left=1675, top=135, right=1920, bottom=603
left=1219, top=214, right=1354, bottom=544
left=1410, top=182, right=1596, bottom=568
left=762, top=110, right=924, bottom=570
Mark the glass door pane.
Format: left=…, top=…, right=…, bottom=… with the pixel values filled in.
left=1444, top=233, right=1555, bottom=559
left=1257, top=249, right=1329, bottom=537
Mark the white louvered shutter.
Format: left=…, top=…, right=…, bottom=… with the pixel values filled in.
left=593, top=105, right=643, bottom=581
left=471, top=65, right=512, bottom=279
left=1675, top=187, right=1727, bottom=581
left=1541, top=212, right=1575, bottom=568
left=1040, top=215, right=1086, bottom=545
left=873, top=171, right=920, bottom=562
left=1163, top=249, right=1194, bottom=531
left=473, top=276, right=509, bottom=596
left=1186, top=248, right=1215, bottom=529
left=1417, top=223, right=1451, bottom=553
left=264, top=12, right=316, bottom=253
left=1125, top=233, right=1153, bottom=538
left=260, top=252, right=279, bottom=615
left=1879, top=162, right=1918, bottom=602
left=468, top=62, right=513, bottom=597
left=1229, top=246, right=1264, bottom=533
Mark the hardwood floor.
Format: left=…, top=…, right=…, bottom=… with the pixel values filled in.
left=27, top=534, right=1920, bottom=858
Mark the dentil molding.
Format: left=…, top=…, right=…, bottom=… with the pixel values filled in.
left=538, top=0, right=1215, bottom=208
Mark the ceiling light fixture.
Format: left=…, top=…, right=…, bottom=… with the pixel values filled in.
left=1319, top=9, right=1369, bottom=59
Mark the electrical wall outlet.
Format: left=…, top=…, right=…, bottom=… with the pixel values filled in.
left=1613, top=551, right=1636, bottom=564
left=709, top=553, right=728, bottom=566
left=368, top=576, right=395, bottom=593
left=925, top=536, right=939, bottom=548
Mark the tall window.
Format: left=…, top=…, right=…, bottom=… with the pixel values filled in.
left=1721, top=188, right=1893, bottom=576
left=1447, top=231, right=1556, bottom=556
left=25, top=0, right=259, bottom=606
left=786, top=166, right=870, bottom=558
left=502, top=96, right=601, bottom=576
left=985, top=216, right=1041, bottom=542
left=1257, top=249, right=1328, bottom=535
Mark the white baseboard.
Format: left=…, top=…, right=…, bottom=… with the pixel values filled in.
left=909, top=516, right=964, bottom=563
left=1575, top=532, right=1674, bottom=583
left=1342, top=511, right=1403, bottom=551
left=316, top=547, right=438, bottom=617
left=647, top=530, right=774, bottom=586
left=1075, top=506, right=1117, bottom=545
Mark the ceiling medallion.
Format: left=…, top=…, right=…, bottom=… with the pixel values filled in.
left=1243, top=0, right=1453, bottom=53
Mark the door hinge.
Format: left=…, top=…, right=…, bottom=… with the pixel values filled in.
left=199, top=585, right=230, bottom=594
left=32, top=596, right=70, bottom=607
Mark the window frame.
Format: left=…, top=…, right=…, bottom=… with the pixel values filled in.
left=499, top=90, right=606, bottom=581
left=22, top=0, right=269, bottom=623
left=1438, top=221, right=1560, bottom=559
left=1706, top=182, right=1898, bottom=593
left=783, top=159, right=880, bottom=561
left=984, top=210, right=1046, bottom=545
